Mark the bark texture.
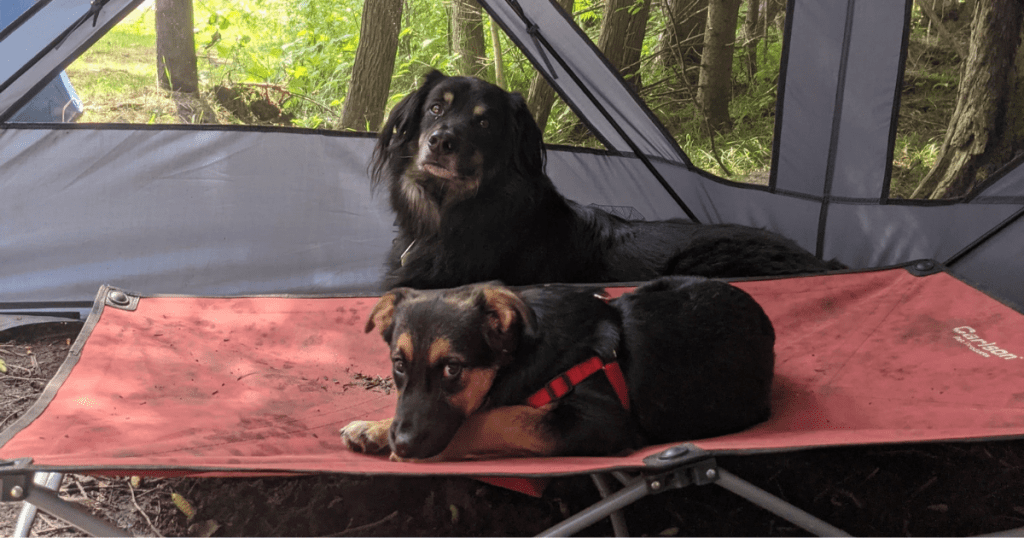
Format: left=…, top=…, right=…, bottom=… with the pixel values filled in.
left=911, top=0, right=1023, bottom=199
left=155, top=0, right=198, bottom=93
left=696, top=0, right=742, bottom=133
left=341, top=0, right=404, bottom=132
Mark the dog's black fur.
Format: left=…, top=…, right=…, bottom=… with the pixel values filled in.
left=371, top=70, right=840, bottom=290
left=340, top=276, right=775, bottom=460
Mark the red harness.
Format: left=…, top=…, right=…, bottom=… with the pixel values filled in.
left=524, top=356, right=630, bottom=411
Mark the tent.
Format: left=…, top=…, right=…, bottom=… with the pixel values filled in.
left=2, top=0, right=1024, bottom=535
left=2, top=0, right=1021, bottom=319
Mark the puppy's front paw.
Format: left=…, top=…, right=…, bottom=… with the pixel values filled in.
left=340, top=418, right=392, bottom=454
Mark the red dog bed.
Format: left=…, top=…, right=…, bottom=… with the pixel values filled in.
left=3, top=264, right=1023, bottom=535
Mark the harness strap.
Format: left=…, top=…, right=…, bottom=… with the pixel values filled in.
left=525, top=356, right=630, bottom=411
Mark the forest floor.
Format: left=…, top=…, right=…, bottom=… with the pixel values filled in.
left=2, top=322, right=1024, bottom=537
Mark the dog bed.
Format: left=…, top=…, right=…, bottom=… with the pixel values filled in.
left=2, top=263, right=1024, bottom=536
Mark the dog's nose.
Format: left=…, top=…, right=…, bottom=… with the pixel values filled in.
left=427, top=130, right=457, bottom=155
left=391, top=427, right=419, bottom=458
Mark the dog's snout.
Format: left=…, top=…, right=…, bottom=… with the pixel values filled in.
left=389, top=419, right=423, bottom=458
left=427, top=130, right=457, bottom=155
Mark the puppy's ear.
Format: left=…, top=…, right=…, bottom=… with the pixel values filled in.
left=371, top=70, right=448, bottom=187
left=477, top=284, right=537, bottom=358
left=365, top=288, right=415, bottom=340
left=507, top=92, right=546, bottom=178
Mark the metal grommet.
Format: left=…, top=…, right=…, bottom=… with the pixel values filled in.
left=706, top=469, right=718, bottom=480
left=108, top=290, right=130, bottom=306
left=658, top=445, right=690, bottom=460
left=9, top=485, right=24, bottom=499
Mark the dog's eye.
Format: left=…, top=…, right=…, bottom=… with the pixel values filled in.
left=443, top=363, right=462, bottom=379
left=477, top=119, right=489, bottom=129
left=393, top=359, right=407, bottom=375
left=429, top=104, right=443, bottom=115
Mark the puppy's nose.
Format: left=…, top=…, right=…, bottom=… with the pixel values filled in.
left=390, top=420, right=418, bottom=458
left=427, top=130, right=457, bottom=155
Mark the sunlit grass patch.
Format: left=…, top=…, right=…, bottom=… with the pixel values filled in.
left=64, top=3, right=180, bottom=123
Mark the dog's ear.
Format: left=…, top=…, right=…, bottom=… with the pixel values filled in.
left=507, top=92, right=546, bottom=178
left=371, top=70, right=448, bottom=187
left=365, top=288, right=415, bottom=340
left=477, top=284, right=537, bottom=358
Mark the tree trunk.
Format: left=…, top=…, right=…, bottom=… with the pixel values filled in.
left=623, top=0, right=653, bottom=89
left=450, top=0, right=489, bottom=78
left=762, top=0, right=784, bottom=36
left=742, top=0, right=760, bottom=83
left=598, top=0, right=633, bottom=71
left=598, top=0, right=652, bottom=89
left=341, top=0, right=403, bottom=132
left=526, top=0, right=574, bottom=133
left=910, top=0, right=1023, bottom=199
left=662, top=0, right=708, bottom=80
left=697, top=0, right=742, bottom=133
left=490, top=17, right=505, bottom=88
left=155, top=0, right=198, bottom=93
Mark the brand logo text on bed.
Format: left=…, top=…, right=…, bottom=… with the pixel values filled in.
left=952, top=326, right=1019, bottom=360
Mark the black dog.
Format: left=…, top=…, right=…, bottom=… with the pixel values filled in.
left=371, top=70, right=839, bottom=290
left=340, top=276, right=774, bottom=460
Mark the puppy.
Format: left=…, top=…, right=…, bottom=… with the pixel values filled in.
left=340, top=277, right=775, bottom=460
left=371, top=69, right=840, bottom=290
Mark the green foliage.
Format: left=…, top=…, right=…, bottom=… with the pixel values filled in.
left=70, top=0, right=959, bottom=194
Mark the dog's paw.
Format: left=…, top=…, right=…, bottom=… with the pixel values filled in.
left=340, top=419, right=392, bottom=454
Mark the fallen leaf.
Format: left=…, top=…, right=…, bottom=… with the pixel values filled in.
left=0, top=358, right=7, bottom=374
left=173, top=492, right=197, bottom=520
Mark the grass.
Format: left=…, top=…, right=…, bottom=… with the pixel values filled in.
left=64, top=4, right=181, bottom=124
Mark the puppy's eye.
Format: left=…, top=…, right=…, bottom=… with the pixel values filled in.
left=443, top=363, right=462, bottom=379
left=393, top=359, right=407, bottom=375
left=429, top=104, right=443, bottom=115
left=478, top=119, right=489, bottom=129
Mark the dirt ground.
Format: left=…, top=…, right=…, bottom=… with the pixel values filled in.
left=2, top=322, right=1024, bottom=537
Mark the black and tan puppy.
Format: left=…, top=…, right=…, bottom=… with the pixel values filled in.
left=340, top=277, right=775, bottom=460
left=371, top=69, right=840, bottom=290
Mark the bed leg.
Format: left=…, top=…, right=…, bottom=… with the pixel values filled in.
left=13, top=472, right=63, bottom=537
left=5, top=474, right=131, bottom=537
left=536, top=475, right=650, bottom=537
left=590, top=473, right=630, bottom=537
left=714, top=468, right=851, bottom=537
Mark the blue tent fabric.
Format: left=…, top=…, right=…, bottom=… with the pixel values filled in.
left=0, top=0, right=82, bottom=122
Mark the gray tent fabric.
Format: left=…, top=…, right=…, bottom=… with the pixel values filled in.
left=1, top=0, right=1023, bottom=314
left=0, top=126, right=690, bottom=306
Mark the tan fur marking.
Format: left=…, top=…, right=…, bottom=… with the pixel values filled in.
left=339, top=417, right=393, bottom=454
left=443, top=91, right=454, bottom=104
left=447, top=367, right=497, bottom=417
left=429, top=405, right=557, bottom=460
left=396, top=332, right=414, bottom=362
left=483, top=287, right=523, bottom=335
left=366, top=293, right=398, bottom=333
left=428, top=337, right=452, bottom=366
left=473, top=105, right=486, bottom=116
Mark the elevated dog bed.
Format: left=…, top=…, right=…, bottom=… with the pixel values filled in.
left=3, top=264, right=1024, bottom=536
